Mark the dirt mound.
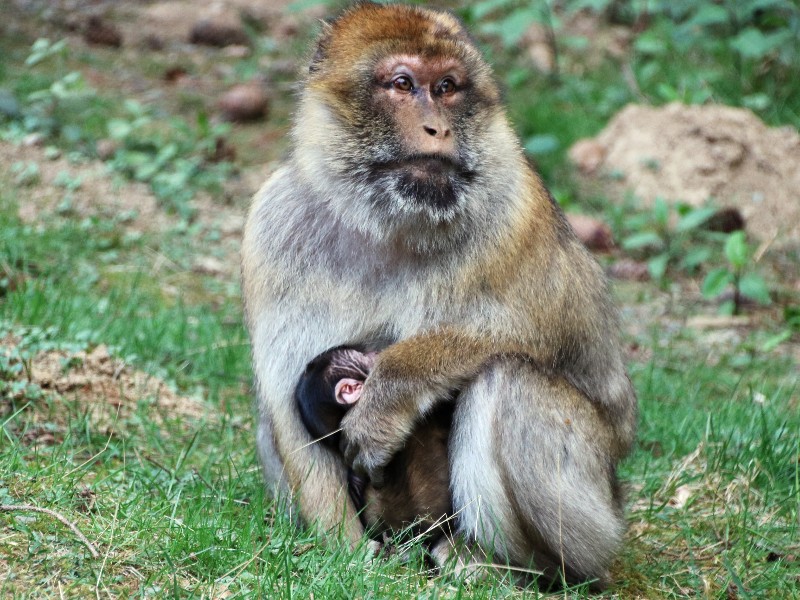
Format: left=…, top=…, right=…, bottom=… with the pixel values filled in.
left=569, top=102, right=800, bottom=244
left=1, top=338, right=206, bottom=438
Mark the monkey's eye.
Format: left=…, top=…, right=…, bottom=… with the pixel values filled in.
left=437, top=77, right=457, bottom=96
left=392, top=75, right=413, bottom=92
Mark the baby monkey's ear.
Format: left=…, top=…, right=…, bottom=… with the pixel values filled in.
left=335, top=378, right=364, bottom=405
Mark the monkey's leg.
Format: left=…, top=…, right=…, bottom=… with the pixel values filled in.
left=449, top=357, right=625, bottom=588
left=256, top=415, right=291, bottom=498
left=255, top=407, right=364, bottom=545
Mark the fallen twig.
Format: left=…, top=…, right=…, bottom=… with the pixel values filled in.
left=1, top=503, right=100, bottom=558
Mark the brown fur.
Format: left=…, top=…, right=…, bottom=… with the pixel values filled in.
left=358, top=403, right=453, bottom=540
left=242, top=2, right=637, bottom=588
left=295, top=346, right=453, bottom=540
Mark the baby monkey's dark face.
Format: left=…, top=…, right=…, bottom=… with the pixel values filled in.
left=294, top=346, right=377, bottom=448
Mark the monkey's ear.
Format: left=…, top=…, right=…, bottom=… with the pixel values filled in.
left=334, top=378, right=363, bottom=405
left=309, top=19, right=334, bottom=73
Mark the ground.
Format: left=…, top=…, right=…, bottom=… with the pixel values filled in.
left=570, top=102, right=800, bottom=244
left=1, top=1, right=798, bottom=598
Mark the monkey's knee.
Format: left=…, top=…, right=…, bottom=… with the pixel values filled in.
left=450, top=358, right=625, bottom=585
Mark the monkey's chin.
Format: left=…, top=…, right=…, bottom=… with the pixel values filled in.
left=396, top=171, right=460, bottom=211
left=369, top=156, right=469, bottom=214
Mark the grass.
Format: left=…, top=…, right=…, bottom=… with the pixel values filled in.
left=1, top=219, right=796, bottom=596
left=1, top=1, right=799, bottom=598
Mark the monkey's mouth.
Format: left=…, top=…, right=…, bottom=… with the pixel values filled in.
left=380, top=154, right=460, bottom=176
left=403, top=154, right=458, bottom=173
left=371, top=154, right=474, bottom=211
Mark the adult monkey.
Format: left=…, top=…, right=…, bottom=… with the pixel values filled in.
left=241, top=2, right=637, bottom=587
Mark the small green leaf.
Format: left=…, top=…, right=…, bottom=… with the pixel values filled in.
left=742, top=93, right=771, bottom=111
left=688, top=4, right=729, bottom=26
left=702, top=268, right=734, bottom=298
left=155, top=143, right=179, bottom=166
left=496, top=8, right=540, bottom=47
left=524, top=134, right=560, bottom=155
left=718, top=299, right=736, bottom=316
left=622, top=231, right=663, bottom=251
left=724, top=231, right=749, bottom=269
left=676, top=207, right=716, bottom=232
left=739, top=272, right=771, bottom=305
left=505, top=68, right=530, bottom=89
left=634, top=32, right=667, bottom=55
left=729, top=27, right=785, bottom=59
left=561, top=35, right=589, bottom=50
left=681, top=246, right=711, bottom=270
left=286, top=0, right=329, bottom=13
left=656, top=83, right=679, bottom=101
left=123, top=98, right=146, bottom=116
left=653, top=198, right=669, bottom=227
left=25, top=38, right=66, bottom=66
left=648, top=253, right=670, bottom=281
left=107, top=119, right=133, bottom=140
left=135, top=161, right=160, bottom=182
left=761, top=330, right=792, bottom=352
left=470, top=0, right=517, bottom=20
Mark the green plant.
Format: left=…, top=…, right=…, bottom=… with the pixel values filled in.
left=0, top=321, right=89, bottom=403
left=1, top=40, right=235, bottom=219
left=467, top=0, right=562, bottom=76
left=621, top=198, right=717, bottom=284
left=14, top=39, right=96, bottom=144
left=760, top=304, right=800, bottom=351
left=105, top=101, right=233, bottom=218
left=702, top=230, right=771, bottom=315
left=10, top=161, right=41, bottom=186
left=630, top=1, right=800, bottom=114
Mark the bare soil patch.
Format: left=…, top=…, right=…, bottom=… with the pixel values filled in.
left=0, top=139, right=254, bottom=280
left=0, top=140, right=163, bottom=234
left=570, top=102, right=800, bottom=245
left=1, top=337, right=206, bottom=440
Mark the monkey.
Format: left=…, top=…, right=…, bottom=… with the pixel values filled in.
left=294, top=345, right=377, bottom=451
left=241, top=2, right=637, bottom=589
left=294, top=345, right=453, bottom=542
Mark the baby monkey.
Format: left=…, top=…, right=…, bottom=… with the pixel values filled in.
left=295, top=346, right=453, bottom=541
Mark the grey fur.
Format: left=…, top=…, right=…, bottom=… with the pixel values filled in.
left=241, top=3, right=636, bottom=586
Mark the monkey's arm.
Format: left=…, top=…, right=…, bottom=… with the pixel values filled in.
left=341, top=328, right=521, bottom=485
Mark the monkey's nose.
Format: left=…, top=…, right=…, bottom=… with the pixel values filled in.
left=423, top=125, right=451, bottom=139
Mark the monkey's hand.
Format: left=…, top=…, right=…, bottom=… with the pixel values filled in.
left=340, top=374, right=417, bottom=487
left=340, top=329, right=503, bottom=485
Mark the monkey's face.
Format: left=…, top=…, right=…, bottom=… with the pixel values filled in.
left=364, top=54, right=475, bottom=214
left=298, top=5, right=506, bottom=250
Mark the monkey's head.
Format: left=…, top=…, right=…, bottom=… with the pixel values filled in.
left=295, top=3, right=518, bottom=252
left=295, top=346, right=376, bottom=448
